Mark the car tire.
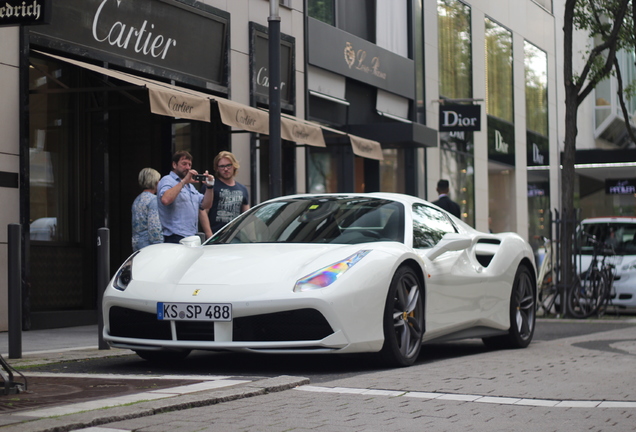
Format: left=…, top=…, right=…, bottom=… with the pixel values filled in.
left=134, top=349, right=191, bottom=362
left=483, top=265, right=535, bottom=349
left=380, top=266, right=424, bottom=367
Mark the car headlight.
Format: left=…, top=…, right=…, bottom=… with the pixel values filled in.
left=113, top=251, right=139, bottom=291
left=622, top=259, right=636, bottom=272
left=294, top=250, right=371, bottom=292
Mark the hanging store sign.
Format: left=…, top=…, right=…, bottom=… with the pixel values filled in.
left=0, top=0, right=51, bottom=27
left=606, top=178, right=636, bottom=195
left=439, top=104, right=481, bottom=132
left=250, top=22, right=295, bottom=109
left=28, top=0, right=229, bottom=88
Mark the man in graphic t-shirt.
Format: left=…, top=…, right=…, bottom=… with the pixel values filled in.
left=200, top=151, right=250, bottom=238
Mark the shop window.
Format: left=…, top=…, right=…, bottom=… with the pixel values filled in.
left=380, top=149, right=406, bottom=194
left=308, top=148, right=339, bottom=193
left=440, top=137, right=475, bottom=227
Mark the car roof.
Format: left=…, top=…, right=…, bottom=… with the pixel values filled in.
left=582, top=216, right=636, bottom=224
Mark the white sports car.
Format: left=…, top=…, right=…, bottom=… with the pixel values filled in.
left=103, top=193, right=537, bottom=367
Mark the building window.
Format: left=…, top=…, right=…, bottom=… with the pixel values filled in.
left=438, top=0, right=472, bottom=100
left=524, top=41, right=548, bottom=137
left=525, top=41, right=550, bottom=246
left=485, top=18, right=513, bottom=123
left=308, top=0, right=335, bottom=25
left=438, top=0, right=474, bottom=226
left=376, top=0, right=408, bottom=58
left=308, top=0, right=375, bottom=42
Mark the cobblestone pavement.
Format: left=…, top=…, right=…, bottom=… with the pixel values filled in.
left=0, top=321, right=635, bottom=432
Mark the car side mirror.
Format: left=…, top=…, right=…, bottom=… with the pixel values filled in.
left=426, top=233, right=472, bottom=260
left=179, top=235, right=202, bottom=247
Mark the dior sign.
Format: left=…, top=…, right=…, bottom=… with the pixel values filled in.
left=439, top=105, right=481, bottom=132
left=0, top=0, right=50, bottom=26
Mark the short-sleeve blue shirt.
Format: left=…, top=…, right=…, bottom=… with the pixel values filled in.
left=157, top=172, right=204, bottom=238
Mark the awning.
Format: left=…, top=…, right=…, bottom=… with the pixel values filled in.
left=34, top=51, right=381, bottom=158
left=35, top=50, right=212, bottom=122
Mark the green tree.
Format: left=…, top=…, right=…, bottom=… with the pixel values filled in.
left=561, top=0, right=634, bottom=311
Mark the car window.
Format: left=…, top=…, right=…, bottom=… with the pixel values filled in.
left=412, top=204, right=457, bottom=248
left=208, top=197, right=405, bottom=244
left=580, top=221, right=636, bottom=255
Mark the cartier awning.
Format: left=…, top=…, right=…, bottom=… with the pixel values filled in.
left=33, top=51, right=381, bottom=157
left=35, top=50, right=212, bottom=122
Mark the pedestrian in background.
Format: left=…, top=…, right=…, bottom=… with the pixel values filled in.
left=157, top=151, right=215, bottom=243
left=200, top=151, right=250, bottom=239
left=131, top=167, right=163, bottom=251
left=432, top=179, right=461, bottom=219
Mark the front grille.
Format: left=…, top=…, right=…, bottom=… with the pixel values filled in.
left=176, top=321, right=215, bottom=341
left=109, top=306, right=171, bottom=340
left=233, top=309, right=333, bottom=342
left=109, top=306, right=333, bottom=343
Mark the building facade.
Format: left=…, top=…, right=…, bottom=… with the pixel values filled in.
left=5, top=0, right=630, bottom=331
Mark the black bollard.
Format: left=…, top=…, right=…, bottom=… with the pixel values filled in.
left=97, top=228, right=110, bottom=350
left=8, top=224, right=22, bottom=359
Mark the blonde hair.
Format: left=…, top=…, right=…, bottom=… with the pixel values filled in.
left=214, top=151, right=240, bottom=176
left=138, top=167, right=161, bottom=190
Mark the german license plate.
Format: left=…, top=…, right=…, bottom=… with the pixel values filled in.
left=157, top=302, right=232, bottom=321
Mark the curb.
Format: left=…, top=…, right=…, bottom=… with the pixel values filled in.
left=1, top=375, right=310, bottom=432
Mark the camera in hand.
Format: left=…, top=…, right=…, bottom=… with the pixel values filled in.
left=193, top=174, right=207, bottom=182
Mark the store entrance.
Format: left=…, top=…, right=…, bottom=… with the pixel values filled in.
left=27, top=52, right=226, bottom=329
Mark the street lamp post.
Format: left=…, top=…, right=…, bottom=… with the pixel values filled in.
left=268, top=0, right=282, bottom=198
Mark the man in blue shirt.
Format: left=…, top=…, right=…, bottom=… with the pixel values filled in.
left=157, top=151, right=215, bottom=243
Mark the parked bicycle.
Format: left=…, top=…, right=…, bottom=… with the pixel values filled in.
left=566, top=233, right=616, bottom=318
left=536, top=236, right=561, bottom=316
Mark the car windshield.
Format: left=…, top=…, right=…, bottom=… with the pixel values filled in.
left=579, top=221, right=636, bottom=255
left=207, top=196, right=405, bottom=244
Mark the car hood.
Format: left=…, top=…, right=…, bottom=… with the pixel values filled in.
left=130, top=243, right=377, bottom=286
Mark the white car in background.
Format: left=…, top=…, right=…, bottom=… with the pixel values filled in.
left=579, top=217, right=636, bottom=309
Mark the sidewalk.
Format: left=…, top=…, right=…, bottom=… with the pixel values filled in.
left=0, top=326, right=309, bottom=432
left=1, top=320, right=635, bottom=432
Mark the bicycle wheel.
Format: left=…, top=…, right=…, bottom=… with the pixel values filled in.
left=595, top=271, right=614, bottom=317
left=537, top=275, right=560, bottom=315
left=567, top=269, right=606, bottom=318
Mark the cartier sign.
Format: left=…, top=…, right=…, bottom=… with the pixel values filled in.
left=29, top=0, right=228, bottom=87
left=250, top=22, right=294, bottom=107
left=0, top=0, right=50, bottom=26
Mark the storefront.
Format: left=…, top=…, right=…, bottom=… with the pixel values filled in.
left=12, top=0, right=383, bottom=330
left=21, top=0, right=232, bottom=329
left=305, top=15, right=437, bottom=196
